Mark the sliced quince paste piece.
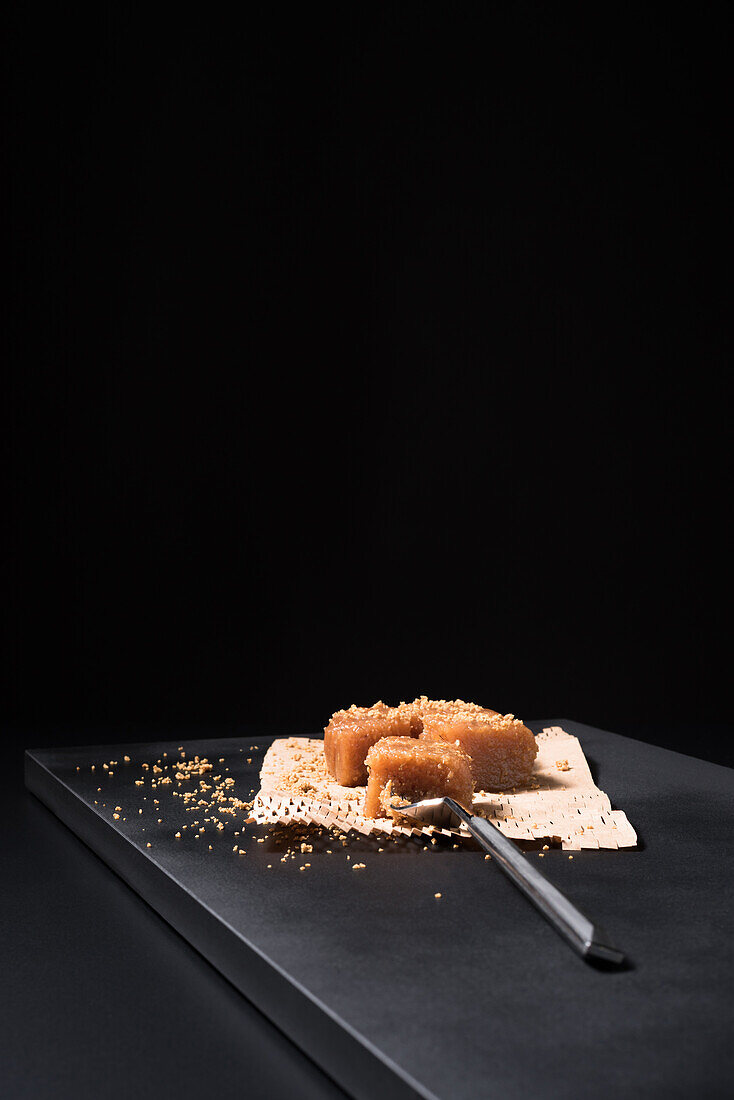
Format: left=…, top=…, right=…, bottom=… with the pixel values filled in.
left=363, top=736, right=475, bottom=819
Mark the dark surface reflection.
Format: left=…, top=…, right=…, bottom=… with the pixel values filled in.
left=2, top=786, right=348, bottom=1100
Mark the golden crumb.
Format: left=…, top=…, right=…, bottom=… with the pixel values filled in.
left=124, top=755, right=130, bottom=763
left=434, top=892, right=442, bottom=898
left=113, top=813, right=120, bottom=820
left=538, top=852, right=545, bottom=858
left=352, top=863, right=366, bottom=871
left=568, top=855, right=574, bottom=860
left=175, top=831, right=181, bottom=839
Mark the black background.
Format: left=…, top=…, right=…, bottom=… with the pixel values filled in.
left=5, top=6, right=732, bottom=764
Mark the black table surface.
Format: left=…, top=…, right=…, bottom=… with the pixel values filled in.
left=4, top=720, right=734, bottom=1099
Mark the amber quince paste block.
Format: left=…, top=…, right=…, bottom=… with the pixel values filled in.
left=406, top=696, right=497, bottom=733
left=421, top=711, right=537, bottom=791
left=324, top=702, right=417, bottom=786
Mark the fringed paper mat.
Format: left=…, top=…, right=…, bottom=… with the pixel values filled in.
left=253, top=726, right=637, bottom=850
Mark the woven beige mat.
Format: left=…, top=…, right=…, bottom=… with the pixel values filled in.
left=253, top=726, right=637, bottom=850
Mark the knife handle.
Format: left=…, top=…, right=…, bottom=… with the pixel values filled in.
left=444, top=799, right=624, bottom=965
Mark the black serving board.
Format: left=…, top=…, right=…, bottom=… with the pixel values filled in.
left=25, top=720, right=734, bottom=1100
